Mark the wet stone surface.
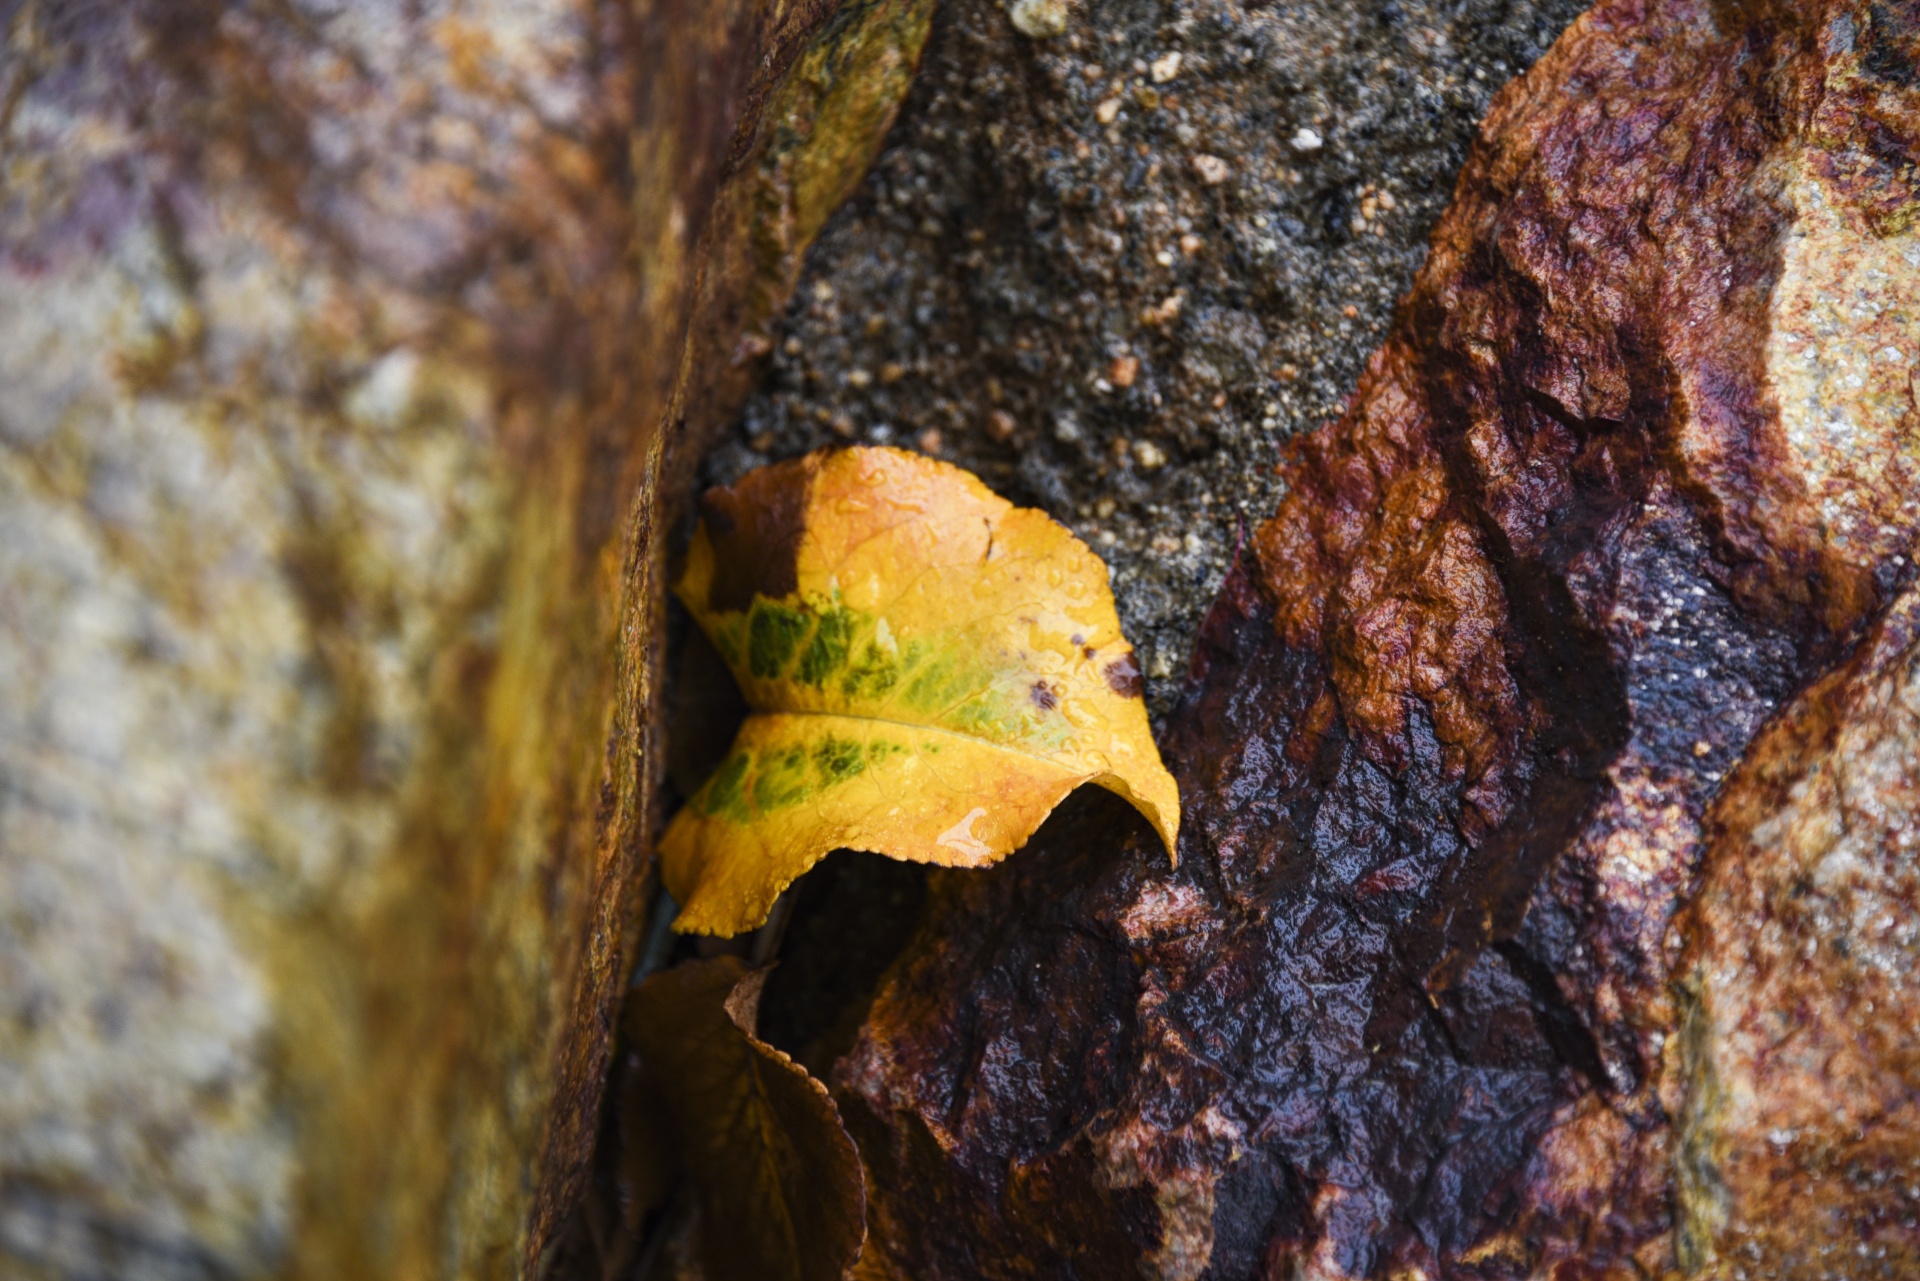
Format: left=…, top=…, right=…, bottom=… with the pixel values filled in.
left=708, top=0, right=1590, bottom=720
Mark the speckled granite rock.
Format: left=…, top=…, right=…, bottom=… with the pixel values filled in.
left=825, top=0, right=1920, bottom=1275
left=1677, top=584, right=1920, bottom=1278
left=0, top=0, right=928, bottom=1275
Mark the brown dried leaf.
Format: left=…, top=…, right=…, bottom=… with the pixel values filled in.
left=625, top=957, right=867, bottom=1281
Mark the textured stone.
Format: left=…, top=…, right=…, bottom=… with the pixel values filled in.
left=831, top=0, right=1920, bottom=1275
left=1676, top=586, right=1920, bottom=1278
left=713, top=0, right=1593, bottom=723
left=0, top=0, right=929, bottom=1275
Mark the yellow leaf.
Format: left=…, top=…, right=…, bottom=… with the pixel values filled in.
left=624, top=957, right=867, bottom=1281
left=663, top=446, right=1179, bottom=935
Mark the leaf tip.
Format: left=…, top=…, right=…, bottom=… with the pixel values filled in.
left=1092, top=762, right=1181, bottom=868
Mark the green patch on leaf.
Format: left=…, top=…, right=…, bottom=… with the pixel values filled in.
left=747, top=602, right=813, bottom=679
left=699, top=751, right=754, bottom=823
left=698, top=733, right=909, bottom=823
left=812, top=734, right=865, bottom=785
left=752, top=745, right=815, bottom=812
left=841, top=640, right=902, bottom=698
left=794, top=604, right=856, bottom=687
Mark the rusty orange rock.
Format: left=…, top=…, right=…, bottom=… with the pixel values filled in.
left=835, top=1, right=1920, bottom=1276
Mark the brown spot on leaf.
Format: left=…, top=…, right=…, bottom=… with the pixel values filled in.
left=1102, top=654, right=1142, bottom=698
left=1029, top=681, right=1058, bottom=711
left=701, top=454, right=818, bottom=612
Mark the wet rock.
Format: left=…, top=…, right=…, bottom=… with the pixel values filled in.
left=830, top=0, right=1920, bottom=1275
left=1677, top=585, right=1920, bottom=1278
left=715, top=0, right=1591, bottom=724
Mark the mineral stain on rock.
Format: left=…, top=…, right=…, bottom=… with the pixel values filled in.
left=822, top=0, right=1920, bottom=1275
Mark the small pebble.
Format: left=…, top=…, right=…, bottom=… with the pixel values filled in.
left=1134, top=440, right=1167, bottom=469
left=1109, top=354, right=1140, bottom=388
left=1095, top=497, right=1117, bottom=518
left=1191, top=154, right=1231, bottom=185
left=847, top=368, right=873, bottom=388
left=1140, top=292, right=1184, bottom=326
left=1154, top=248, right=1175, bottom=267
left=985, top=409, right=1017, bottom=442
left=918, top=427, right=945, bottom=454
left=880, top=362, right=907, bottom=384
left=1150, top=51, right=1182, bottom=83
left=1010, top=0, right=1069, bottom=39
left=1179, top=233, right=1203, bottom=256
left=829, top=413, right=855, bottom=438
left=1096, top=97, right=1122, bottom=124
left=1290, top=126, right=1324, bottom=152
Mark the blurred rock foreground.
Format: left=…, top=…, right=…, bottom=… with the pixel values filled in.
left=0, top=0, right=930, bottom=1274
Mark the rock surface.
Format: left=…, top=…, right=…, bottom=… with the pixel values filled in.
left=829, top=0, right=1920, bottom=1275
left=711, top=0, right=1592, bottom=721
left=1678, top=585, right=1920, bottom=1278
left=0, top=0, right=928, bottom=1275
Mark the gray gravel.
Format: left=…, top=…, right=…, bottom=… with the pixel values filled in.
left=705, top=0, right=1590, bottom=722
